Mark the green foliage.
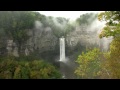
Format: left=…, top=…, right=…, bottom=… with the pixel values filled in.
left=76, top=13, right=97, bottom=25
left=103, top=37, right=120, bottom=78
left=47, top=16, right=75, bottom=38
left=0, top=57, right=62, bottom=79
left=56, top=17, right=69, bottom=24
left=98, top=11, right=120, bottom=38
left=64, top=23, right=75, bottom=36
left=74, top=48, right=103, bottom=79
left=98, top=11, right=120, bottom=78
left=0, top=11, right=36, bottom=54
left=0, top=11, right=75, bottom=57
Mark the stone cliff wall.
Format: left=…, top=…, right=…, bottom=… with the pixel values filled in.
left=1, top=25, right=112, bottom=57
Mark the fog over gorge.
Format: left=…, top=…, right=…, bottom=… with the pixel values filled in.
left=0, top=11, right=118, bottom=79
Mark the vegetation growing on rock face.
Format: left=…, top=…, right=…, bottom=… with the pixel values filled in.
left=0, top=11, right=36, bottom=54
left=76, top=13, right=98, bottom=26
left=0, top=11, right=99, bottom=58
left=0, top=11, right=76, bottom=56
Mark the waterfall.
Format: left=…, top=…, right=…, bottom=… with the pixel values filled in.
left=60, top=37, right=65, bottom=62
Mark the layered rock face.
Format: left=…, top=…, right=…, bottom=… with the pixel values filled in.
left=66, top=26, right=100, bottom=49
left=5, top=27, right=58, bottom=57
left=2, top=24, right=112, bottom=57
left=26, top=27, right=58, bottom=54
left=66, top=25, right=112, bottom=52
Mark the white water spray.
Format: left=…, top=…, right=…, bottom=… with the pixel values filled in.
left=60, top=37, right=65, bottom=62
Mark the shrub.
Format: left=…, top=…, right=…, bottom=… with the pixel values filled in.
left=0, top=57, right=62, bottom=79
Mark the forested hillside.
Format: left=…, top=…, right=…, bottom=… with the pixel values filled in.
left=0, top=11, right=119, bottom=79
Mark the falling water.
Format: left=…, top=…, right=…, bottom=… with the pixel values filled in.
left=60, top=37, right=65, bottom=62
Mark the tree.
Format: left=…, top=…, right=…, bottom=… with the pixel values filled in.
left=74, top=48, right=103, bottom=79
left=98, top=11, right=120, bottom=78
left=76, top=13, right=97, bottom=26
left=64, top=23, right=75, bottom=37
left=0, top=11, right=36, bottom=55
left=103, top=37, right=120, bottom=78
left=47, top=16, right=74, bottom=38
left=98, top=11, right=120, bottom=38
left=0, top=28, right=6, bottom=55
left=0, top=58, right=62, bottom=79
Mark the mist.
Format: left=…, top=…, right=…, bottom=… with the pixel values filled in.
left=75, top=13, right=112, bottom=51
left=34, top=12, right=113, bottom=52
left=35, top=20, right=43, bottom=29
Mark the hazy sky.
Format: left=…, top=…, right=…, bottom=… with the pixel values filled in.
left=38, top=11, right=104, bottom=20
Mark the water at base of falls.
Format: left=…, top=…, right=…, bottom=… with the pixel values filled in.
left=59, top=37, right=77, bottom=79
